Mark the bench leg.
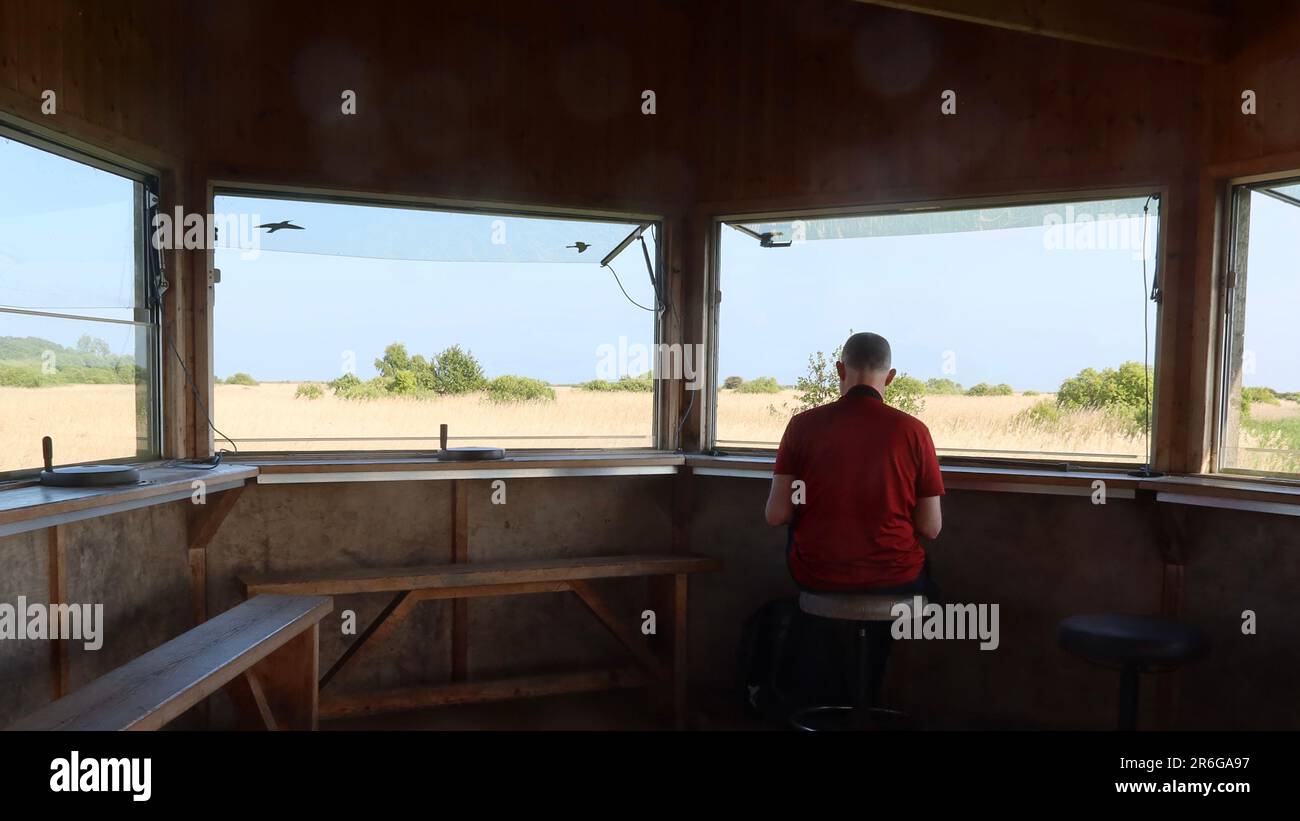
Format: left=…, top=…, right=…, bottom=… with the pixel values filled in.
left=648, top=573, right=688, bottom=729
left=246, top=624, right=321, bottom=730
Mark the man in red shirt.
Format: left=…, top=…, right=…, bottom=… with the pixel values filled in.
left=765, top=332, right=944, bottom=593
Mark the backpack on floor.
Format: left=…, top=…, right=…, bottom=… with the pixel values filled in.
left=736, top=597, right=804, bottom=724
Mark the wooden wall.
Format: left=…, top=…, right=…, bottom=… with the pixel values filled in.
left=3, top=0, right=1300, bottom=729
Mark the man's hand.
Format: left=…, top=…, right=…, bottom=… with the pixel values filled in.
left=765, top=473, right=798, bottom=526
left=914, top=495, right=942, bottom=540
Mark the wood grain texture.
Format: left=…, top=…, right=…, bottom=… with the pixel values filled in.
left=7, top=594, right=330, bottom=731
left=243, top=554, right=722, bottom=597
left=319, top=668, right=648, bottom=720
left=0, top=465, right=257, bottom=528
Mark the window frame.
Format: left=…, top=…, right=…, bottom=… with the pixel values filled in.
left=705, top=186, right=1169, bottom=472
left=205, top=182, right=669, bottom=457
left=1213, top=171, right=1300, bottom=482
left=0, top=116, right=164, bottom=480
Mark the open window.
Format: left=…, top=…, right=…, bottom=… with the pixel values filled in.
left=1218, top=178, right=1300, bottom=478
left=210, top=190, right=664, bottom=454
left=0, top=124, right=161, bottom=475
left=711, top=193, right=1162, bottom=468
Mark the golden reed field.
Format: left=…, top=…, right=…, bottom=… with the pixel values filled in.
left=0, top=383, right=1135, bottom=468
left=4, top=383, right=1297, bottom=472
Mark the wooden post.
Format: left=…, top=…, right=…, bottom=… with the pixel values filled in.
left=648, top=573, right=689, bottom=729
left=451, top=479, right=469, bottom=682
left=47, top=525, right=69, bottom=700
left=245, top=623, right=320, bottom=730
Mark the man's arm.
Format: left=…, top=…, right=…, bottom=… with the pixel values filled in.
left=765, top=474, right=797, bottom=527
left=913, top=495, right=942, bottom=540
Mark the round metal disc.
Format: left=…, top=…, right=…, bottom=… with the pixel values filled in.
left=39, top=465, right=142, bottom=487
left=437, top=447, right=506, bottom=462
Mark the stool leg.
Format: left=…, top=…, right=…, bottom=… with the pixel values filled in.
left=1118, top=664, right=1139, bottom=731
left=852, top=625, right=871, bottom=730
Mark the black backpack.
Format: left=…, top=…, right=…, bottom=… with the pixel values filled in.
left=738, top=596, right=858, bottom=725
left=736, top=597, right=804, bottom=724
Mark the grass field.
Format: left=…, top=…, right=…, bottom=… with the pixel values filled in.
left=4, top=384, right=1298, bottom=473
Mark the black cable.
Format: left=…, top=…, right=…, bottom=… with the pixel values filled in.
left=165, top=328, right=239, bottom=454
left=605, top=262, right=656, bottom=312
left=675, top=386, right=697, bottom=452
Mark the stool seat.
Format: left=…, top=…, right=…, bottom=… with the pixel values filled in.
left=1058, top=614, right=1206, bottom=668
left=798, top=591, right=924, bottom=622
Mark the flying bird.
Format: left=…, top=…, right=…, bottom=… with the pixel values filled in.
left=567, top=242, right=591, bottom=253
left=257, top=220, right=305, bottom=233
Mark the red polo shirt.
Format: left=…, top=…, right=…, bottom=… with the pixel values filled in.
left=774, top=384, right=944, bottom=591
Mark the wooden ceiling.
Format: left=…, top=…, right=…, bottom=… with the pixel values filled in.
left=852, top=0, right=1234, bottom=64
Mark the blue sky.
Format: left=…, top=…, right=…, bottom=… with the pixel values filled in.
left=3, top=132, right=1299, bottom=393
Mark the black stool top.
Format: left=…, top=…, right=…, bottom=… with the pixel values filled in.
left=1058, top=614, right=1206, bottom=668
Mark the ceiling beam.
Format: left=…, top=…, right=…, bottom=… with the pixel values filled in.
left=851, top=0, right=1228, bottom=64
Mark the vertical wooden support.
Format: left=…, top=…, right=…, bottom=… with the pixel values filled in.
left=672, top=466, right=693, bottom=555
left=47, top=525, right=69, bottom=700
left=243, top=624, right=320, bottom=730
left=648, top=573, right=689, bottom=729
left=451, top=479, right=470, bottom=682
left=186, top=482, right=246, bottom=626
left=1154, top=499, right=1190, bottom=730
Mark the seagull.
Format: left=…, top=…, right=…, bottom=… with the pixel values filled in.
left=567, top=242, right=591, bottom=253
left=256, top=220, right=305, bottom=233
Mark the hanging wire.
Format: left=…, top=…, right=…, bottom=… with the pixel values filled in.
left=605, top=261, right=656, bottom=312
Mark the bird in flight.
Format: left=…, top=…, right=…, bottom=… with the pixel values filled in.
left=567, top=242, right=591, bottom=253
left=257, top=220, right=305, bottom=233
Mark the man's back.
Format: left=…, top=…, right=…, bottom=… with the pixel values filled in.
left=774, top=384, right=944, bottom=591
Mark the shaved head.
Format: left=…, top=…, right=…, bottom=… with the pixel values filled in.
left=841, top=332, right=892, bottom=373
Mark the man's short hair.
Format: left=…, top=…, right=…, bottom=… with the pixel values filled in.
left=841, top=332, right=892, bottom=372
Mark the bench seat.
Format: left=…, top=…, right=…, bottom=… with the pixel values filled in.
left=243, top=553, right=721, bottom=596
left=8, top=594, right=331, bottom=731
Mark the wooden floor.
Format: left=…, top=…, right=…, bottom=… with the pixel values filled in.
left=321, top=687, right=767, bottom=731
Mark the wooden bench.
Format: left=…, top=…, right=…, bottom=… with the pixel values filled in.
left=7, top=594, right=332, bottom=731
left=242, top=553, right=721, bottom=727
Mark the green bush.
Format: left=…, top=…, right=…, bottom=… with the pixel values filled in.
left=485, top=375, right=556, bottom=404
left=885, top=374, right=926, bottom=416
left=328, top=372, right=388, bottom=400
left=433, top=345, right=488, bottom=395
left=578, top=374, right=655, bottom=392
left=924, top=378, right=964, bottom=395
left=722, top=376, right=745, bottom=390
left=295, top=383, right=324, bottom=400
left=785, top=335, right=926, bottom=417
left=966, top=382, right=1013, bottom=397
left=1016, top=399, right=1063, bottom=429
left=0, top=363, right=44, bottom=387
left=736, top=376, right=781, bottom=394
left=1056, top=361, right=1151, bottom=430
left=1022, top=389, right=1039, bottom=397
left=224, top=372, right=258, bottom=386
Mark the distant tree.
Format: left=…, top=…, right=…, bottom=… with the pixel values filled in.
left=925, top=378, right=964, bottom=395
left=723, top=376, right=745, bottom=390
left=966, top=382, right=1013, bottom=397
left=76, top=335, right=111, bottom=358
left=736, top=376, right=781, bottom=394
left=432, top=345, right=488, bottom=395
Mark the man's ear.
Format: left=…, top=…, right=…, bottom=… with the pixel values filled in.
left=836, top=361, right=846, bottom=381
left=885, top=368, right=897, bottom=386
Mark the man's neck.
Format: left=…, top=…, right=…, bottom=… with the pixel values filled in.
left=841, top=381, right=886, bottom=398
